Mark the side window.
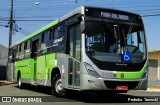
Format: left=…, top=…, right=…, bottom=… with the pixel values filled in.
left=69, top=27, right=74, bottom=56
left=49, top=28, right=53, bottom=40
left=19, top=43, right=24, bottom=59
left=24, top=42, right=27, bottom=50
left=75, top=25, right=81, bottom=61
left=68, top=25, right=81, bottom=60
left=16, top=46, right=19, bottom=60
left=138, top=31, right=144, bottom=53
left=25, top=40, right=31, bottom=58
left=27, top=40, right=31, bottom=49
left=41, top=31, right=51, bottom=54
left=19, top=44, right=21, bottom=52
left=12, top=48, right=17, bottom=62
left=31, top=39, right=39, bottom=58
left=53, top=23, right=65, bottom=51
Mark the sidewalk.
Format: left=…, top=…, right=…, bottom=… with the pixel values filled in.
left=0, top=80, right=16, bottom=86
left=147, top=84, right=160, bottom=92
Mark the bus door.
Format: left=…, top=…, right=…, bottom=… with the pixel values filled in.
left=31, top=39, right=39, bottom=81
left=67, top=25, right=81, bottom=89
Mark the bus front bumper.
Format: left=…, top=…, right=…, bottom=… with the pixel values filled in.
left=81, top=74, right=148, bottom=91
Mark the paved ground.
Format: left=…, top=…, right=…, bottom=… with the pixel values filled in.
left=0, top=84, right=160, bottom=105
left=1, top=80, right=160, bottom=92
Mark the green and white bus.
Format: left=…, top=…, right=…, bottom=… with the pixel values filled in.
left=8, top=6, right=148, bottom=97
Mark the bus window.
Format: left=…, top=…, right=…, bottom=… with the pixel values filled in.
left=27, top=40, right=31, bottom=49
left=31, top=39, right=39, bottom=58
left=53, top=23, right=65, bottom=51
left=69, top=27, right=74, bottom=56
left=19, top=44, right=21, bottom=52
left=12, top=48, right=16, bottom=62
left=41, top=31, right=51, bottom=54
left=24, top=42, right=27, bottom=50
left=49, top=28, right=53, bottom=40
left=25, top=40, right=31, bottom=58
left=75, top=25, right=81, bottom=61
left=16, top=46, right=19, bottom=60
left=19, top=43, right=24, bottom=59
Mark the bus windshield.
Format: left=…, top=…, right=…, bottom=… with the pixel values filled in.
left=85, top=20, right=146, bottom=63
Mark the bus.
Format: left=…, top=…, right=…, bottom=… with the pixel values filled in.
left=7, top=6, right=148, bottom=97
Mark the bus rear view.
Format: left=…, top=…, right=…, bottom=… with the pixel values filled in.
left=81, top=7, right=148, bottom=92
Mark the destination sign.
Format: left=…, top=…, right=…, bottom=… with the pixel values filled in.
left=101, top=12, right=129, bottom=21
left=85, top=7, right=141, bottom=23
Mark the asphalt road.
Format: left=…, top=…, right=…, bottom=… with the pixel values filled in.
left=0, top=84, right=160, bottom=105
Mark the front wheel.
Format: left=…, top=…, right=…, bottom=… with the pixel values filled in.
left=52, top=75, right=66, bottom=97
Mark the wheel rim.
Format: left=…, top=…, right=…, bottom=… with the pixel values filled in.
left=55, top=78, right=65, bottom=95
left=18, top=77, right=21, bottom=87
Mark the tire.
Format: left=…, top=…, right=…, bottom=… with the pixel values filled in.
left=51, top=74, right=66, bottom=97
left=17, top=73, right=23, bottom=89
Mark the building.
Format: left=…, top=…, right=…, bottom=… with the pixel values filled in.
left=148, top=49, right=160, bottom=83
left=0, top=44, right=8, bottom=80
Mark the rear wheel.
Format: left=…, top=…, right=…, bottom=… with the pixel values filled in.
left=52, top=74, right=66, bottom=97
left=17, top=73, right=23, bottom=89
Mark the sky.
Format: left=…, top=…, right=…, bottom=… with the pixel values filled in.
left=0, top=0, right=160, bottom=51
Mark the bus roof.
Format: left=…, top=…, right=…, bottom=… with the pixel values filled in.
left=17, top=19, right=59, bottom=44
left=16, top=6, right=140, bottom=45
left=16, top=6, right=84, bottom=45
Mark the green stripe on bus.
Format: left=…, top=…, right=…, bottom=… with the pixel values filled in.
left=17, top=19, right=59, bottom=44
left=116, top=64, right=146, bottom=79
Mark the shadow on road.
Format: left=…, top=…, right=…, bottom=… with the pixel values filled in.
left=14, top=85, right=148, bottom=103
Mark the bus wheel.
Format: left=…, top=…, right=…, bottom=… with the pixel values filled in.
left=52, top=74, right=66, bottom=97
left=18, top=74, right=23, bottom=89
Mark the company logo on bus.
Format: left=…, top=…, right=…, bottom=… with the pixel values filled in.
left=120, top=73, right=124, bottom=78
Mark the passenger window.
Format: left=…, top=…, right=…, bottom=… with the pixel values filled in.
left=27, top=40, right=31, bottom=49
left=16, top=46, right=19, bottom=60
left=25, top=40, right=31, bottom=58
left=24, top=42, right=27, bottom=50
left=19, top=43, right=24, bottom=59
left=41, top=31, right=51, bottom=54
left=53, top=23, right=65, bottom=51
left=69, top=27, right=74, bottom=56
left=75, top=25, right=81, bottom=61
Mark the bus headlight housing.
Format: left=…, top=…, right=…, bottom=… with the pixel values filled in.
left=141, top=66, right=149, bottom=79
left=84, top=62, right=101, bottom=78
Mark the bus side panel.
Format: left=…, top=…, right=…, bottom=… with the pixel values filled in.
left=46, top=53, right=56, bottom=80
left=36, top=53, right=56, bottom=80
left=15, top=58, right=34, bottom=79
left=29, top=59, right=35, bottom=79
left=36, top=56, right=46, bottom=80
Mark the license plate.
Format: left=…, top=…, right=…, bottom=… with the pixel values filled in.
left=116, top=85, right=128, bottom=90
left=101, top=71, right=113, bottom=78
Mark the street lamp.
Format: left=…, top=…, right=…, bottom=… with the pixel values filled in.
left=6, top=1, right=40, bottom=81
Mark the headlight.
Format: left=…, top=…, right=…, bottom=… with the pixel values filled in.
left=84, top=62, right=101, bottom=78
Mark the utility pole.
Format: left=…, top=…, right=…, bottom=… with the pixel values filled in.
left=7, top=0, right=13, bottom=81
left=8, top=0, right=13, bottom=49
